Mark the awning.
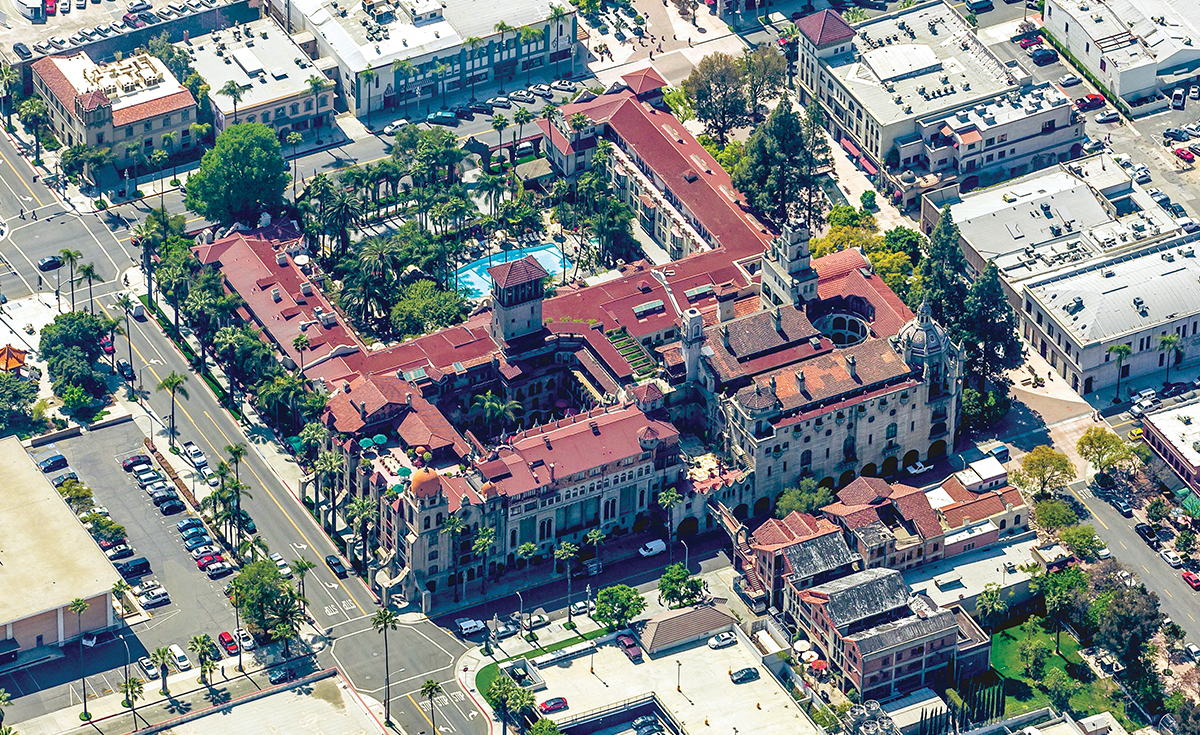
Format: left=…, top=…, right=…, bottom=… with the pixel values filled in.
left=940, top=124, right=954, bottom=137
left=639, top=193, right=658, bottom=210
left=840, top=137, right=861, bottom=158
left=859, top=156, right=878, bottom=176
left=958, top=129, right=982, bottom=145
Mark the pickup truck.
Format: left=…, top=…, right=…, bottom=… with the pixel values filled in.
left=182, top=441, right=208, bottom=468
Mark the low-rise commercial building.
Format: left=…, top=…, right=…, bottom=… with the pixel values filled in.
left=1143, top=398, right=1200, bottom=494
left=904, top=531, right=1038, bottom=624
left=181, top=18, right=336, bottom=135
left=31, top=51, right=197, bottom=167
left=794, top=3, right=1084, bottom=208
left=0, top=436, right=120, bottom=664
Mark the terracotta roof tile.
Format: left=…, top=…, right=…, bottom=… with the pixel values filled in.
left=796, top=9, right=856, bottom=48
left=941, top=494, right=1005, bottom=530
left=487, top=255, right=549, bottom=289
left=621, top=66, right=668, bottom=95
left=112, top=89, right=195, bottom=126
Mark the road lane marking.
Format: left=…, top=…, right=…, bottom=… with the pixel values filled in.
left=1070, top=489, right=1108, bottom=530
left=408, top=692, right=438, bottom=729
left=0, top=145, right=43, bottom=206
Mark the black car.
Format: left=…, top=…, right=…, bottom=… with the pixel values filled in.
left=1165, top=127, right=1190, bottom=142
left=325, top=554, right=348, bottom=577
left=159, top=499, right=185, bottom=515
left=138, top=10, right=159, bottom=22
left=1168, top=202, right=1188, bottom=219
left=117, top=360, right=135, bottom=381
left=1163, top=382, right=1190, bottom=398
left=1135, top=523, right=1157, bottom=544
left=452, top=105, right=474, bottom=119
left=37, top=255, right=63, bottom=272
left=268, top=667, right=295, bottom=684
left=38, top=453, right=68, bottom=473
left=469, top=101, right=494, bottom=115
left=151, top=489, right=179, bottom=506
left=730, top=667, right=760, bottom=683
left=12, top=42, right=32, bottom=59
left=1030, top=48, right=1058, bottom=65
left=632, top=716, right=659, bottom=731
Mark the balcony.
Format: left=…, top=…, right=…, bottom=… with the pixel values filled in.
left=837, top=456, right=858, bottom=470
left=883, top=443, right=901, bottom=456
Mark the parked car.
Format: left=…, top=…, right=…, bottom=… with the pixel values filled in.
left=1075, top=93, right=1105, bottom=111
left=905, top=460, right=933, bottom=475
left=426, top=110, right=458, bottom=126
left=1113, top=497, right=1133, bottom=517
left=138, top=589, right=170, bottom=608
left=325, top=554, right=348, bottom=577
left=1136, top=523, right=1157, bottom=544
left=494, top=621, right=521, bottom=639
left=1192, top=85, right=1200, bottom=100
left=1183, top=570, right=1200, bottom=590
left=196, top=554, right=225, bottom=570
left=469, top=101, right=494, bottom=115
left=1188, top=643, right=1200, bottom=663
left=138, top=656, right=160, bottom=680
left=730, top=667, right=760, bottom=683
left=268, top=667, right=295, bottom=684
left=638, top=539, right=667, bottom=557
left=1030, top=48, right=1058, bottom=65
left=177, top=517, right=204, bottom=533
left=531, top=83, right=554, bottom=98
left=455, top=618, right=486, bottom=636
left=218, top=631, right=238, bottom=655
left=633, top=716, right=660, bottom=732
left=1176, top=147, right=1195, bottom=162
left=184, top=534, right=213, bottom=551
left=487, top=96, right=512, bottom=108
left=1127, top=427, right=1144, bottom=441
left=236, top=628, right=256, bottom=650
left=616, top=634, right=643, bottom=661
left=207, top=562, right=233, bottom=578
left=269, top=552, right=293, bottom=578
left=1173, top=87, right=1187, bottom=109
left=539, top=697, right=568, bottom=714
left=509, top=89, right=535, bottom=103
left=1132, top=166, right=1152, bottom=183
left=45, top=0, right=56, bottom=13
left=1095, top=110, right=1120, bottom=124
left=1161, top=548, right=1184, bottom=567
left=169, top=643, right=192, bottom=670
left=550, top=79, right=578, bottom=92
left=12, top=43, right=32, bottom=59
left=122, top=12, right=144, bottom=26
left=452, top=105, right=474, bottom=119
left=708, top=631, right=737, bottom=649
left=382, top=118, right=410, bottom=135
left=1017, top=36, right=1042, bottom=49
left=1058, top=73, right=1081, bottom=87
left=570, top=599, right=596, bottom=616
left=117, top=360, right=135, bottom=381
left=1168, top=202, right=1188, bottom=219
left=1165, top=127, right=1190, bottom=141
left=106, top=544, right=134, bottom=560
left=526, top=613, right=551, bottom=630
left=190, top=545, right=218, bottom=560
left=38, top=453, right=68, bottom=473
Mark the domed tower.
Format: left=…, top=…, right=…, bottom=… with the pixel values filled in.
left=893, top=301, right=964, bottom=453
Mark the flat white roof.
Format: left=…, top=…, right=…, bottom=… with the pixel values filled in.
left=1145, top=397, right=1200, bottom=468
left=905, top=533, right=1036, bottom=608
left=53, top=52, right=186, bottom=113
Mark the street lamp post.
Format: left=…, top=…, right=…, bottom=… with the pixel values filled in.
left=681, top=539, right=690, bottom=572
left=118, top=633, right=136, bottom=731
left=137, top=360, right=163, bottom=398
left=676, top=660, right=681, bottom=692
left=515, top=590, right=524, bottom=632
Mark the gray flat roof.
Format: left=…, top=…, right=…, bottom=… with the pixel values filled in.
left=1026, top=235, right=1200, bottom=345
left=183, top=19, right=322, bottom=116
left=0, top=437, right=121, bottom=624
left=827, top=1, right=1016, bottom=127
left=1145, top=397, right=1200, bottom=468
left=904, top=533, right=1036, bottom=609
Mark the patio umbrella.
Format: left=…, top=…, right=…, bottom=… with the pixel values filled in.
left=359, top=437, right=374, bottom=450
left=792, top=640, right=811, bottom=653
left=810, top=660, right=829, bottom=671
left=372, top=433, right=388, bottom=446
left=802, top=650, right=819, bottom=663
left=397, top=466, right=412, bottom=477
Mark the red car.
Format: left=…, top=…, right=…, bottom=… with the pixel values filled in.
left=1075, top=93, right=1105, bottom=111
left=100, top=335, right=114, bottom=354
left=218, top=631, right=238, bottom=655
left=1176, top=147, right=1196, bottom=162
left=99, top=536, right=127, bottom=550
left=122, top=454, right=151, bottom=471
left=196, top=554, right=225, bottom=570
left=45, top=0, right=56, bottom=14
left=616, top=634, right=643, bottom=662
left=1017, top=35, right=1042, bottom=49
left=538, top=697, right=568, bottom=714
left=1184, top=571, right=1200, bottom=590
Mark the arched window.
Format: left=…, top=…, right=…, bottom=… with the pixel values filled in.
left=423, top=516, right=431, bottom=530
left=886, top=423, right=898, bottom=440
left=843, top=436, right=856, bottom=461
left=428, top=565, right=438, bottom=575
left=436, top=512, right=443, bottom=525
left=428, top=549, right=439, bottom=561
left=801, top=450, right=812, bottom=466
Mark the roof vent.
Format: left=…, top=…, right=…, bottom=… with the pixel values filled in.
left=318, top=310, right=337, bottom=327
left=589, top=421, right=600, bottom=436
left=1103, top=269, right=1115, bottom=277
left=300, top=282, right=313, bottom=296
left=275, top=251, right=288, bottom=265
left=271, top=287, right=281, bottom=302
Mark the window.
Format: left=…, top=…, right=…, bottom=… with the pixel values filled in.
left=182, top=109, right=189, bottom=120
left=291, top=103, right=299, bottom=115
left=305, top=99, right=313, bottom=111
left=249, top=115, right=257, bottom=123
left=97, top=133, right=104, bottom=144
left=125, top=126, right=134, bottom=137
left=320, top=95, right=328, bottom=108
left=144, top=122, right=152, bottom=132
left=428, top=549, right=439, bottom=560
left=998, top=134, right=1007, bottom=143
left=423, top=516, right=430, bottom=529
left=985, top=137, right=994, bottom=146
left=276, top=107, right=285, bottom=118
left=144, top=139, right=153, bottom=149
left=262, top=112, right=269, bottom=122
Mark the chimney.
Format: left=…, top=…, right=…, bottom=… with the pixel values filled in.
left=846, top=354, right=857, bottom=379
left=360, top=402, right=367, bottom=421
left=343, top=380, right=352, bottom=393
left=772, top=307, right=783, bottom=334
left=300, top=282, right=313, bottom=296
left=769, top=375, right=777, bottom=393
left=549, top=463, right=555, bottom=481
left=406, top=393, right=412, bottom=406
left=722, top=324, right=730, bottom=350
left=275, top=251, right=288, bottom=266
left=795, top=369, right=805, bottom=392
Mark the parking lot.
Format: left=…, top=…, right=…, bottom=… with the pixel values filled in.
left=538, top=637, right=812, bottom=735
left=0, top=420, right=248, bottom=721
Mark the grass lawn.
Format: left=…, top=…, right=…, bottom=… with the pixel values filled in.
left=476, top=628, right=609, bottom=702
left=988, top=620, right=1146, bottom=730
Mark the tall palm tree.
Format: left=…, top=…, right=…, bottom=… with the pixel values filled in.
left=0, top=63, right=17, bottom=133
left=372, top=609, right=401, bottom=724
left=1159, top=333, right=1183, bottom=386
left=293, top=333, right=310, bottom=373
left=149, top=647, right=173, bottom=695
left=519, top=26, right=545, bottom=85
left=18, top=97, right=48, bottom=164
left=60, top=248, right=82, bottom=311
left=491, top=113, right=510, bottom=170
left=586, top=528, right=606, bottom=565
left=346, top=495, right=377, bottom=574
left=475, top=173, right=506, bottom=218
left=238, top=534, right=271, bottom=562
left=472, top=527, right=495, bottom=594
left=359, top=68, right=378, bottom=126
left=440, top=514, right=467, bottom=602
left=548, top=5, right=569, bottom=79
left=658, top=487, right=682, bottom=562
left=494, top=22, right=515, bottom=93
left=556, top=542, right=578, bottom=621
left=434, top=62, right=450, bottom=110
left=391, top=60, right=415, bottom=118
left=513, top=107, right=533, bottom=155
left=68, top=598, right=89, bottom=718
left=472, top=391, right=521, bottom=435
left=225, top=442, right=247, bottom=484
left=322, top=191, right=364, bottom=263
left=267, top=590, right=305, bottom=658
left=1108, top=343, right=1132, bottom=404
left=155, top=371, right=189, bottom=448
left=314, top=451, right=345, bottom=533
left=119, top=676, right=144, bottom=731
left=307, top=75, right=329, bottom=139
left=188, top=634, right=214, bottom=683
left=293, top=556, right=317, bottom=609
left=161, top=131, right=178, bottom=181
left=75, top=262, right=99, bottom=315
left=218, top=80, right=247, bottom=125
left=464, top=37, right=484, bottom=101
left=113, top=293, right=136, bottom=391
left=421, top=679, right=444, bottom=732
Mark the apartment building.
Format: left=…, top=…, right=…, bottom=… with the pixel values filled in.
left=31, top=52, right=197, bottom=167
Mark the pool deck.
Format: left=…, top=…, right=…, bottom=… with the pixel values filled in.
left=457, top=240, right=575, bottom=299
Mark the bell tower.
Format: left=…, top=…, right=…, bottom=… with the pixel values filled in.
left=488, top=256, right=550, bottom=343
left=759, top=219, right=818, bottom=309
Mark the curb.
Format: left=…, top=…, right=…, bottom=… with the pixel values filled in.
left=457, top=649, right=495, bottom=735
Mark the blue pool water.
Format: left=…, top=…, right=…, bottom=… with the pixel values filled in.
left=456, top=243, right=573, bottom=299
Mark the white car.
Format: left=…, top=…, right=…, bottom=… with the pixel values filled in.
left=1176, top=217, right=1200, bottom=232
left=383, top=118, right=410, bottom=135
left=201, top=465, right=218, bottom=487
left=1133, top=167, right=1152, bottom=184
left=569, top=600, right=596, bottom=616
left=708, top=632, right=737, bottom=649
left=1095, top=110, right=1120, bottom=124
left=1160, top=548, right=1183, bottom=567
left=269, top=552, right=294, bottom=578
left=1058, top=73, right=1081, bottom=87
left=550, top=79, right=577, bottom=92
left=1096, top=546, right=1111, bottom=560
left=638, top=539, right=666, bottom=557
left=169, top=643, right=192, bottom=670
left=190, top=544, right=219, bottom=560
left=1188, top=643, right=1200, bottom=663
left=236, top=627, right=256, bottom=651
left=905, top=461, right=934, bottom=476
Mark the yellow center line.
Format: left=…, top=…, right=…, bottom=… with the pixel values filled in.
left=1164, top=588, right=1173, bottom=598
left=0, top=146, right=43, bottom=206
left=1190, top=613, right=1196, bottom=621
left=407, top=693, right=438, bottom=729
left=100, top=306, right=367, bottom=615
left=1070, top=490, right=1108, bottom=530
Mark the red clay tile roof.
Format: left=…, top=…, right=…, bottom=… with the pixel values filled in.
left=323, top=371, right=471, bottom=456
left=535, top=118, right=598, bottom=156
left=813, top=249, right=913, bottom=338
left=941, top=493, right=1006, bottom=530
left=621, top=66, right=668, bottom=95
left=32, top=55, right=83, bottom=112
left=939, top=475, right=974, bottom=503
left=737, top=338, right=912, bottom=413
left=889, top=484, right=943, bottom=539
left=822, top=502, right=883, bottom=529
left=487, top=255, right=549, bottom=289
left=837, top=476, right=897, bottom=505
left=112, top=89, right=194, bottom=126
left=751, top=511, right=838, bottom=550
left=796, top=9, right=856, bottom=48
left=78, top=89, right=110, bottom=111
left=629, top=382, right=664, bottom=403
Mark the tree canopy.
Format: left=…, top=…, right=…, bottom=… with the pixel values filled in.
left=682, top=52, right=749, bottom=146
left=1033, top=499, right=1078, bottom=532
left=594, top=584, right=646, bottom=629
left=959, top=261, right=1022, bottom=391
left=185, top=123, right=288, bottom=224
left=1012, top=446, right=1077, bottom=499
left=775, top=477, right=834, bottom=517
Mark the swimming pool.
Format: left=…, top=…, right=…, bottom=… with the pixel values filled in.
left=456, top=242, right=572, bottom=299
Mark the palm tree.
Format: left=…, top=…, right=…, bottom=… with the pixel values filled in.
left=267, top=590, right=305, bottom=658
left=421, top=679, right=444, bottom=732
left=585, top=528, right=606, bottom=566
left=188, top=634, right=214, bottom=683
left=441, top=514, right=467, bottom=602
left=199, top=658, right=218, bottom=688
left=60, top=248, right=82, bottom=311
left=519, top=26, right=546, bottom=85
left=489, top=677, right=517, bottom=735
left=475, top=173, right=506, bottom=218
left=225, top=442, right=247, bottom=483
left=314, top=450, right=345, bottom=533
left=434, top=62, right=450, bottom=110
left=293, top=556, right=317, bottom=609
left=657, top=487, right=682, bottom=562
left=161, top=131, right=178, bottom=184
left=372, top=609, right=402, bottom=723
left=149, top=647, right=173, bottom=695
left=463, top=37, right=484, bottom=101
left=155, top=371, right=189, bottom=448
left=1159, top=333, right=1183, bottom=385
left=68, top=598, right=89, bottom=718
left=111, top=579, right=132, bottom=606
left=513, top=107, right=533, bottom=155
left=360, top=68, right=378, bottom=126
left=472, top=527, right=495, bottom=593
left=975, top=582, right=1008, bottom=632
left=518, top=542, right=537, bottom=568
left=346, top=495, right=377, bottom=574
left=508, top=687, right=536, bottom=730
left=548, top=5, right=569, bottom=79
left=322, top=191, right=364, bottom=263
left=494, top=22, right=515, bottom=93
left=76, top=262, right=99, bottom=315
left=18, top=97, right=49, bottom=164
left=0, top=63, right=17, bottom=132
left=307, top=75, right=329, bottom=140
left=472, top=390, right=520, bottom=435
left=119, top=676, right=144, bottom=730
left=1108, top=343, right=1132, bottom=404
left=391, top=60, right=415, bottom=118
left=491, top=113, right=510, bottom=170
left=292, top=333, right=310, bottom=373
left=190, top=121, right=212, bottom=150
left=218, top=80, right=247, bottom=125
left=238, top=534, right=271, bottom=562
left=555, top=542, right=578, bottom=621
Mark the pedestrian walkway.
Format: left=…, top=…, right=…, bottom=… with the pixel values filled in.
left=820, top=127, right=914, bottom=231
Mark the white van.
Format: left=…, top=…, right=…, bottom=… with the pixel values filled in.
left=168, top=643, right=192, bottom=670
left=455, top=618, right=486, bottom=636
left=638, top=539, right=667, bottom=558
left=1136, top=388, right=1158, bottom=402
